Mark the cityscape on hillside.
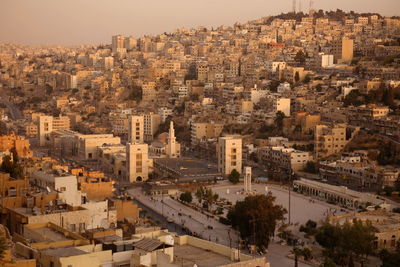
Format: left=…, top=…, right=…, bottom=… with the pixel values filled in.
left=1, top=2, right=400, bottom=267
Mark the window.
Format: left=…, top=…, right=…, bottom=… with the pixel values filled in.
left=59, top=187, right=66, bottom=192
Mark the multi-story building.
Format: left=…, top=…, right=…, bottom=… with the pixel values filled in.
left=332, top=37, right=354, bottom=64
left=144, top=113, right=161, bottom=142
left=315, top=124, right=358, bottom=159
left=158, top=107, right=173, bottom=122
left=111, top=35, right=125, bottom=53
left=258, top=146, right=312, bottom=172
left=191, top=122, right=224, bottom=144
left=126, top=143, right=150, bottom=182
left=128, top=115, right=144, bottom=144
left=217, top=136, right=242, bottom=175
left=38, top=115, right=70, bottom=146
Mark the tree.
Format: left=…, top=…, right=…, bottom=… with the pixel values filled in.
left=292, top=247, right=303, bottom=267
left=379, top=248, right=400, bottom=267
left=275, top=111, right=286, bottom=133
left=195, top=186, right=205, bottom=203
left=314, top=219, right=376, bottom=265
left=228, top=169, right=240, bottom=184
left=269, top=80, right=280, bottom=92
left=0, top=236, right=8, bottom=260
left=0, top=155, right=23, bottom=179
left=294, top=50, right=306, bottom=64
left=179, top=192, right=193, bottom=203
left=294, top=71, right=300, bottom=83
left=204, top=188, right=219, bottom=212
left=304, top=161, right=318, bottom=174
left=227, top=194, right=286, bottom=251
left=303, top=75, right=311, bottom=83
left=383, top=186, right=395, bottom=196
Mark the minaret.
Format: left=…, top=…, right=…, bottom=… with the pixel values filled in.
left=166, top=121, right=177, bottom=158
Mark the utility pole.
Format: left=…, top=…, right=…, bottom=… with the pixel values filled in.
left=292, top=0, right=297, bottom=14
left=288, top=170, right=294, bottom=224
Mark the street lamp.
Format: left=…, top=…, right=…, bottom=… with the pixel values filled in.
left=288, top=170, right=294, bottom=225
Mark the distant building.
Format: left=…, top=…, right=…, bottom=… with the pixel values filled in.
left=128, top=115, right=144, bottom=144
left=332, top=37, right=354, bottom=64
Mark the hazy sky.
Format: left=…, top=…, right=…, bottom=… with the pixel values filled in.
left=1, top=0, right=399, bottom=46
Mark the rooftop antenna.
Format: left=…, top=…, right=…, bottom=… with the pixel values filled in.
left=299, top=0, right=302, bottom=13
left=292, top=0, right=297, bottom=13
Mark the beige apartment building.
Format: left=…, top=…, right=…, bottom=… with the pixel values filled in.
left=144, top=113, right=161, bottom=142
left=38, top=115, right=70, bottom=146
left=191, top=122, right=224, bottom=144
left=217, top=136, right=242, bottom=175
left=126, top=143, right=150, bottom=182
left=315, top=124, right=358, bottom=158
left=258, top=146, right=313, bottom=172
left=332, top=37, right=354, bottom=64
left=142, top=81, right=157, bottom=102
left=128, top=115, right=144, bottom=143
left=75, top=134, right=121, bottom=160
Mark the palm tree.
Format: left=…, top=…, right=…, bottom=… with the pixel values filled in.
left=204, top=188, right=219, bottom=212
left=195, top=187, right=205, bottom=203
left=291, top=247, right=303, bottom=267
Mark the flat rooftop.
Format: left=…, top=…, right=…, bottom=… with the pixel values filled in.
left=41, top=247, right=88, bottom=257
left=30, top=226, right=73, bottom=242
left=173, top=245, right=234, bottom=267
left=155, top=157, right=220, bottom=182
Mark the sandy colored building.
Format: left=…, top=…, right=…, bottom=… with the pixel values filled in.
left=258, top=146, right=313, bottom=172
left=191, top=122, right=224, bottom=144
left=332, top=37, right=354, bottom=64
left=129, top=115, right=144, bottom=144
left=329, top=210, right=400, bottom=251
left=217, top=136, right=242, bottom=175
left=315, top=124, right=358, bottom=159
left=126, top=143, right=150, bottom=182
left=0, top=133, right=33, bottom=158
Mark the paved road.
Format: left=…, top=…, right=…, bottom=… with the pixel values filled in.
left=0, top=93, right=23, bottom=120
left=128, top=187, right=312, bottom=267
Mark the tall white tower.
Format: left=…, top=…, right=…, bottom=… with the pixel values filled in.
left=244, top=167, right=252, bottom=192
left=166, top=121, right=180, bottom=158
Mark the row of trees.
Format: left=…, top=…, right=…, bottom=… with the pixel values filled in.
left=195, top=186, right=219, bottom=212
left=314, top=220, right=376, bottom=266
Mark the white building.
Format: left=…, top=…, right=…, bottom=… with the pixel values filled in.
left=158, top=107, right=173, bottom=122
left=166, top=121, right=180, bottom=158
left=31, top=170, right=85, bottom=207
left=320, top=53, right=334, bottom=68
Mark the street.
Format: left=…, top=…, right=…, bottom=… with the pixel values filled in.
left=128, top=186, right=313, bottom=267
